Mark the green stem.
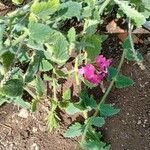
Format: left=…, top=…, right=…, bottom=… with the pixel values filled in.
left=75, top=57, right=80, bottom=91
left=81, top=119, right=91, bottom=143
left=128, top=20, right=138, bottom=61
left=12, top=30, right=28, bottom=47
left=53, top=78, right=57, bottom=101
left=95, top=49, right=125, bottom=115
left=128, top=19, right=145, bottom=70
left=99, top=0, right=112, bottom=15
left=6, top=1, right=32, bottom=19
left=81, top=50, right=125, bottom=143
left=24, top=86, right=37, bottom=100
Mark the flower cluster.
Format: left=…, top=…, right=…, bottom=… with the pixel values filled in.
left=79, top=55, right=111, bottom=85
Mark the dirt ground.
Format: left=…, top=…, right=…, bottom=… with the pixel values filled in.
left=0, top=1, right=150, bottom=150
left=0, top=36, right=150, bottom=150
left=103, top=53, right=150, bottom=150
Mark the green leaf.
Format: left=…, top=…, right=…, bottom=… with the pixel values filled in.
left=84, top=0, right=97, bottom=8
left=83, top=19, right=99, bottom=35
left=64, top=123, right=84, bottom=138
left=0, top=73, right=3, bottom=82
left=82, top=6, right=92, bottom=18
left=0, top=23, right=5, bottom=50
left=114, top=0, right=146, bottom=27
left=116, top=75, right=134, bottom=88
left=90, top=117, right=105, bottom=127
left=0, top=79, right=23, bottom=97
left=13, top=98, right=31, bottom=109
left=83, top=35, right=101, bottom=60
left=43, top=74, right=52, bottom=81
left=82, top=141, right=111, bottom=150
left=27, top=39, right=44, bottom=51
left=107, top=67, right=118, bottom=81
left=35, top=76, right=45, bottom=97
left=86, top=127, right=103, bottom=142
left=60, top=1, right=82, bottom=19
left=58, top=89, right=71, bottom=109
left=54, top=69, right=68, bottom=78
left=66, top=103, right=81, bottom=115
left=62, top=89, right=71, bottom=100
left=77, top=91, right=97, bottom=110
left=44, top=31, right=69, bottom=64
left=12, top=0, right=23, bottom=5
left=123, top=37, right=143, bottom=61
left=47, top=111, right=59, bottom=132
left=142, top=0, right=150, bottom=18
left=40, top=59, right=53, bottom=72
left=28, top=22, right=53, bottom=43
left=58, top=100, right=69, bottom=109
left=99, top=104, right=120, bottom=117
left=31, top=0, right=60, bottom=18
left=24, top=51, right=43, bottom=83
left=142, top=0, right=150, bottom=9
left=67, top=27, right=76, bottom=43
left=1, top=51, right=15, bottom=72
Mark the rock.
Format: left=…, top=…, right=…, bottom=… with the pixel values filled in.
left=31, top=143, right=39, bottom=150
left=18, top=108, right=29, bottom=119
left=137, top=120, right=142, bottom=125
left=39, top=124, right=47, bottom=132
left=32, top=127, right=38, bottom=133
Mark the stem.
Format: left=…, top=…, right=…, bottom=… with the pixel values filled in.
left=81, top=50, right=125, bottom=143
left=80, top=0, right=114, bottom=143
left=53, top=78, right=57, bottom=101
left=99, top=0, right=112, bottom=15
left=75, top=57, right=80, bottom=91
left=81, top=119, right=91, bottom=143
left=128, top=20, right=138, bottom=61
left=24, top=86, right=37, bottom=100
left=6, top=1, right=32, bottom=19
left=128, top=19, right=145, bottom=70
left=12, top=31, right=28, bottom=47
left=96, top=49, right=125, bottom=111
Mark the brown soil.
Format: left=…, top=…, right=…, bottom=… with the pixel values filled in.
left=0, top=102, right=79, bottom=150
left=0, top=38, right=150, bottom=150
left=103, top=53, right=150, bottom=150
left=0, top=1, right=150, bottom=150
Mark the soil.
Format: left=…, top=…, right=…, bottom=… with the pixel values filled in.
left=0, top=1, right=150, bottom=150
left=102, top=53, right=150, bottom=150
left=0, top=36, right=149, bottom=150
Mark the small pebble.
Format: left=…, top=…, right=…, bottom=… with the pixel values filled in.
left=18, top=108, right=29, bottom=119
left=39, top=124, right=47, bottom=132
left=137, top=120, right=142, bottom=125
left=32, top=127, right=38, bottom=133
left=144, top=119, right=148, bottom=124
left=31, top=143, right=39, bottom=150
left=143, top=124, right=146, bottom=128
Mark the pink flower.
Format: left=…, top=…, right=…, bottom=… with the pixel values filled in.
left=79, top=64, right=101, bottom=84
left=96, top=55, right=111, bottom=72
left=79, top=55, right=111, bottom=85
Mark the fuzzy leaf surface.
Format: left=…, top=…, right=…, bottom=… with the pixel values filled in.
left=64, top=123, right=84, bottom=138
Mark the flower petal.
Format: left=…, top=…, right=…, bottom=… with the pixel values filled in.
left=96, top=55, right=111, bottom=71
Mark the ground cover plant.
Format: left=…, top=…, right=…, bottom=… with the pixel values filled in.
left=0, top=0, right=149, bottom=149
